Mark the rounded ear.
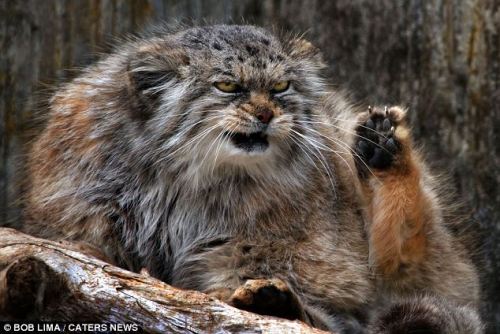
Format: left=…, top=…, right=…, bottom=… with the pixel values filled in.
left=287, top=38, right=326, bottom=69
left=125, top=41, right=189, bottom=121
left=127, top=42, right=189, bottom=93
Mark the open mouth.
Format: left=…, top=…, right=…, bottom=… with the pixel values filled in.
left=226, top=131, right=269, bottom=152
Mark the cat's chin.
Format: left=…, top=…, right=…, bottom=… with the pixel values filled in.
left=216, top=136, right=278, bottom=166
left=225, top=131, right=270, bottom=153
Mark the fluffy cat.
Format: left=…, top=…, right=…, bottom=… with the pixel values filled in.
left=23, top=25, right=482, bottom=333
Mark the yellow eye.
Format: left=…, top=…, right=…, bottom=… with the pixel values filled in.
left=214, top=82, right=241, bottom=93
left=271, top=81, right=290, bottom=93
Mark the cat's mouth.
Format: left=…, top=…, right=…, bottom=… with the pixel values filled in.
left=226, top=131, right=269, bottom=152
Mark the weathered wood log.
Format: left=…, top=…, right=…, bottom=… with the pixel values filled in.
left=0, top=227, right=329, bottom=333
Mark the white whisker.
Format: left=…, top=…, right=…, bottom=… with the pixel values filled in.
left=297, top=122, right=378, bottom=180
left=289, top=129, right=337, bottom=196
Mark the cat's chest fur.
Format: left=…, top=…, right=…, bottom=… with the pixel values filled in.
left=124, top=168, right=321, bottom=279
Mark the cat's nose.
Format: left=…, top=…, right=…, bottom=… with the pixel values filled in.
left=255, top=108, right=273, bottom=124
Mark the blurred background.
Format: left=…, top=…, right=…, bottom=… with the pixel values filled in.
left=0, top=0, right=498, bottom=331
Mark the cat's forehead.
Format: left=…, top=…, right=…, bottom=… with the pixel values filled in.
left=180, top=25, right=290, bottom=83
left=182, top=25, right=281, bottom=53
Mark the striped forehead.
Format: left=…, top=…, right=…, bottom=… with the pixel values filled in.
left=213, top=55, right=290, bottom=87
left=182, top=26, right=292, bottom=87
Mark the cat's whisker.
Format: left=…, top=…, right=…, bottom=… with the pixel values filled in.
left=302, top=117, right=391, bottom=153
left=305, top=116, right=383, bottom=141
left=310, top=114, right=390, bottom=140
left=291, top=126, right=346, bottom=157
left=289, top=129, right=337, bottom=194
left=288, top=134, right=333, bottom=194
left=163, top=118, right=222, bottom=156
left=291, top=128, right=356, bottom=180
left=294, top=136, right=338, bottom=199
left=164, top=113, right=223, bottom=145
left=297, top=123, right=378, bottom=180
left=151, top=114, right=221, bottom=157
left=197, top=124, right=228, bottom=170
left=307, top=124, right=378, bottom=180
left=154, top=122, right=221, bottom=167
left=210, top=123, right=237, bottom=176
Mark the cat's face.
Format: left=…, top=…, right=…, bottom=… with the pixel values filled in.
left=130, top=25, right=327, bottom=173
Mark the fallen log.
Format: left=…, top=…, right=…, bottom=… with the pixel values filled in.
left=0, top=228, right=328, bottom=333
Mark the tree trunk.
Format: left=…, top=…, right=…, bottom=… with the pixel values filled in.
left=0, top=228, right=328, bottom=334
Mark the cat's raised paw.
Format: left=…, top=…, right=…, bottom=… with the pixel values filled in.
left=355, top=106, right=408, bottom=174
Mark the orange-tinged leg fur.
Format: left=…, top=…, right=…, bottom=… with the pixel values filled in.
left=355, top=106, right=430, bottom=276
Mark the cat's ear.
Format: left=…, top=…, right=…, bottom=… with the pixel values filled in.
left=128, top=41, right=189, bottom=92
left=287, top=38, right=326, bottom=69
left=125, top=41, right=190, bottom=120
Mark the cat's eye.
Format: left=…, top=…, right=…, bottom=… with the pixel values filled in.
left=271, top=81, right=290, bottom=93
left=214, top=82, right=241, bottom=93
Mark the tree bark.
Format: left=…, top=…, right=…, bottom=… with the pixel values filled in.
left=0, top=227, right=328, bottom=334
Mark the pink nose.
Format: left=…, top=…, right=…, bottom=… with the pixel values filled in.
left=255, top=108, right=273, bottom=124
